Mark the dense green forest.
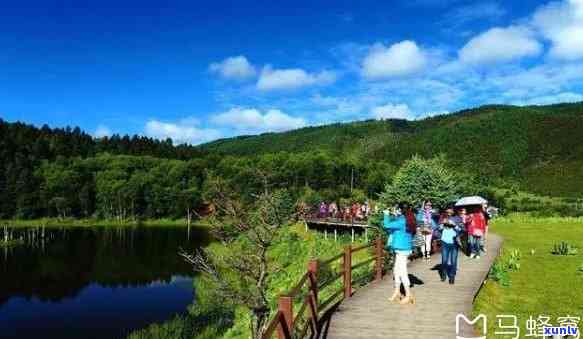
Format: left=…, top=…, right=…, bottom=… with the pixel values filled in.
left=1, top=102, right=583, bottom=220
left=203, top=103, right=583, bottom=197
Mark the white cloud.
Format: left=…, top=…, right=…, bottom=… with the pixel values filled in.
left=362, top=40, right=427, bottom=79
left=371, top=103, right=414, bottom=120
left=145, top=120, right=221, bottom=144
left=94, top=125, right=112, bottom=138
left=442, top=2, right=506, bottom=28
left=491, top=62, right=583, bottom=98
left=330, top=42, right=370, bottom=73
left=201, top=1, right=583, bottom=131
left=209, top=56, right=256, bottom=80
left=459, top=26, right=542, bottom=64
left=311, top=94, right=366, bottom=116
left=363, top=78, right=465, bottom=114
left=178, top=116, right=200, bottom=126
left=550, top=26, right=583, bottom=60
left=532, top=0, right=583, bottom=60
left=512, top=91, right=583, bottom=106
left=256, top=66, right=336, bottom=91
left=307, top=77, right=464, bottom=123
left=211, top=108, right=263, bottom=127
left=211, top=107, right=306, bottom=132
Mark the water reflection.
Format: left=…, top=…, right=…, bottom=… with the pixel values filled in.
left=0, top=225, right=211, bottom=339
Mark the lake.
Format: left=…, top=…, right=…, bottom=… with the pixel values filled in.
left=0, top=225, right=211, bottom=339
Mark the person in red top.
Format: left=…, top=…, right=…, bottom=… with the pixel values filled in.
left=467, top=207, right=486, bottom=259
left=351, top=203, right=359, bottom=221
left=343, top=206, right=350, bottom=221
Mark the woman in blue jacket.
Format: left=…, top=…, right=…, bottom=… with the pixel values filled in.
left=383, top=205, right=415, bottom=305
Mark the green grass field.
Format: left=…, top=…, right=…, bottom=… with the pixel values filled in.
left=474, top=214, right=583, bottom=338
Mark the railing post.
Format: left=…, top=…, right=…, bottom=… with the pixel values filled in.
left=375, top=238, right=383, bottom=281
left=277, top=296, right=293, bottom=339
left=343, top=245, right=352, bottom=298
left=307, top=259, right=319, bottom=335
left=307, top=259, right=319, bottom=305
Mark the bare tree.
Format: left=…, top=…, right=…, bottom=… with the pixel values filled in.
left=181, top=175, right=293, bottom=339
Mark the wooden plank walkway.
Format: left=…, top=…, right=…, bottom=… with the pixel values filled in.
left=306, top=219, right=370, bottom=228
left=325, top=234, right=503, bottom=339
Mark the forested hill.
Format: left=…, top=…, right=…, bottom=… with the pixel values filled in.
left=1, top=102, right=582, bottom=220
left=201, top=103, right=583, bottom=160
left=201, top=103, right=583, bottom=197
left=0, top=119, right=209, bottom=219
left=0, top=119, right=207, bottom=161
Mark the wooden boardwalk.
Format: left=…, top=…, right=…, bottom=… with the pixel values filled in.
left=305, top=218, right=370, bottom=229
left=305, top=218, right=372, bottom=243
left=325, top=234, right=503, bottom=339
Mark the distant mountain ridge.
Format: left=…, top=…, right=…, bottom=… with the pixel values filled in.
left=1, top=101, right=582, bottom=212
left=200, top=102, right=583, bottom=196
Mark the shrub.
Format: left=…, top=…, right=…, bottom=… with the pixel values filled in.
left=489, top=261, right=511, bottom=287
left=489, top=249, right=521, bottom=287
left=551, top=241, right=578, bottom=256
left=506, top=249, right=522, bottom=271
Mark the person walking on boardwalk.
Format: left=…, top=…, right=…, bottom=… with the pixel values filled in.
left=467, top=207, right=486, bottom=259
left=416, top=200, right=437, bottom=262
left=351, top=202, right=360, bottom=221
left=458, top=208, right=472, bottom=256
left=438, top=212, right=461, bottom=284
left=329, top=201, right=338, bottom=219
left=384, top=204, right=416, bottom=305
left=319, top=201, right=328, bottom=219
left=480, top=203, right=491, bottom=253
left=449, top=207, right=467, bottom=255
left=342, top=206, right=350, bottom=221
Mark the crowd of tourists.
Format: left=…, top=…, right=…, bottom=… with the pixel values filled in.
left=383, top=199, right=494, bottom=305
left=314, top=200, right=374, bottom=222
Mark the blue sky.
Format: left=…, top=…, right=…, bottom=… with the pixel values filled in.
left=2, top=0, right=583, bottom=144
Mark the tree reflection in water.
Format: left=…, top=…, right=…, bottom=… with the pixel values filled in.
left=0, top=226, right=211, bottom=339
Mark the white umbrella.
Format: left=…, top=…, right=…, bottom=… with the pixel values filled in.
left=455, top=196, right=488, bottom=207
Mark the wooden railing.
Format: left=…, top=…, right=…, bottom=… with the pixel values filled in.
left=261, top=238, right=385, bottom=339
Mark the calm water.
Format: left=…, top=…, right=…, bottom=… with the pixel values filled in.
left=0, top=226, right=211, bottom=339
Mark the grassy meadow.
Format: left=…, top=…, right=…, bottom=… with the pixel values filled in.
left=474, top=214, right=583, bottom=338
